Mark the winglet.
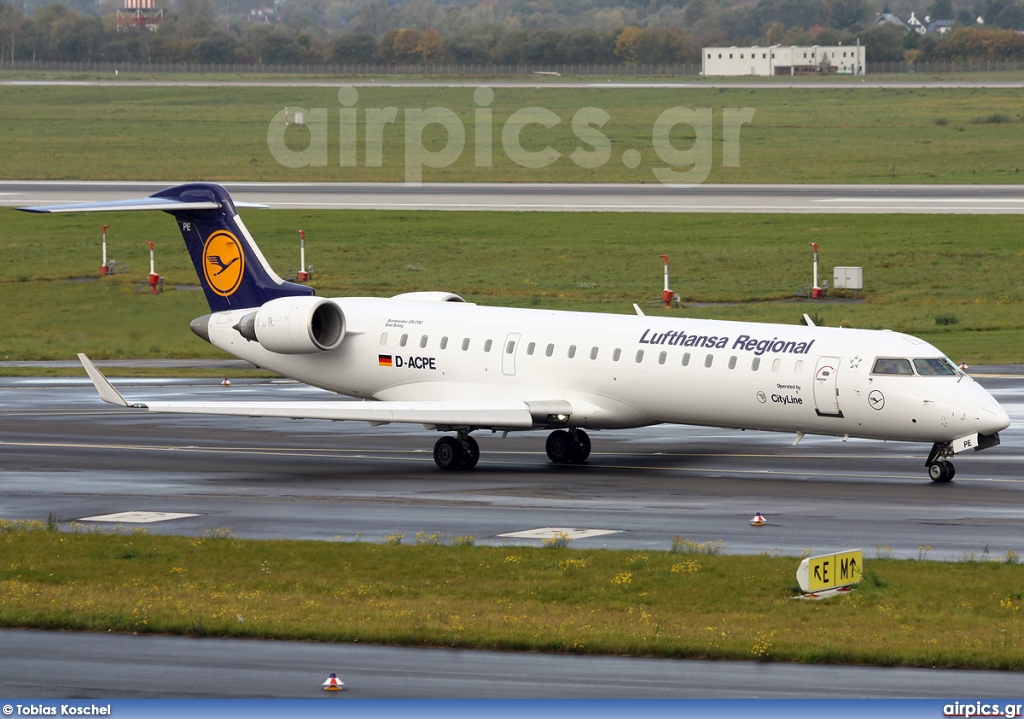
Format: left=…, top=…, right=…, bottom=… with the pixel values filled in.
left=77, top=354, right=136, bottom=408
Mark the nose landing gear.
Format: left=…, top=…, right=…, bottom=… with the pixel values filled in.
left=926, top=442, right=955, bottom=483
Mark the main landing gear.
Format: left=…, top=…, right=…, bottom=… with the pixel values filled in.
left=432, top=432, right=479, bottom=470
left=545, top=429, right=591, bottom=465
left=926, top=441, right=956, bottom=483
left=431, top=428, right=593, bottom=470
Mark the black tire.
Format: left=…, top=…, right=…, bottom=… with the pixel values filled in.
left=434, top=436, right=463, bottom=470
left=570, top=430, right=591, bottom=464
left=946, top=462, right=956, bottom=481
left=928, top=462, right=953, bottom=483
left=459, top=436, right=480, bottom=470
left=546, top=430, right=573, bottom=464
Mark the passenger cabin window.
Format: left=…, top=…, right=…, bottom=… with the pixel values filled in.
left=400, top=334, right=408, bottom=347
left=590, top=347, right=599, bottom=360
left=682, top=352, right=691, bottom=367
left=484, top=340, right=493, bottom=352
left=872, top=358, right=914, bottom=375
left=612, top=348, right=621, bottom=361
left=658, top=351, right=667, bottom=365
left=420, top=335, right=428, bottom=348
left=567, top=345, right=576, bottom=359
left=794, top=360, right=804, bottom=374
left=506, top=340, right=516, bottom=354
left=545, top=344, right=554, bottom=357
left=462, top=338, right=470, bottom=351
left=440, top=336, right=448, bottom=350
left=705, top=354, right=714, bottom=368
left=751, top=357, right=760, bottom=371
left=728, top=356, right=737, bottom=370
left=772, top=358, right=781, bottom=372
left=527, top=342, right=536, bottom=355
left=914, top=358, right=958, bottom=376
left=635, top=350, right=644, bottom=363
left=380, top=332, right=388, bottom=345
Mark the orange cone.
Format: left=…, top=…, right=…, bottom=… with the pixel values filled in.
left=323, top=672, right=345, bottom=691
left=750, top=512, right=767, bottom=526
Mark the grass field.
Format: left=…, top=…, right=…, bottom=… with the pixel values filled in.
left=2, top=207, right=1022, bottom=365
left=2, top=84, right=1024, bottom=184
left=2, top=520, right=1022, bottom=669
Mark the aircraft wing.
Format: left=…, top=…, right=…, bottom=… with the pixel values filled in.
left=78, top=354, right=569, bottom=430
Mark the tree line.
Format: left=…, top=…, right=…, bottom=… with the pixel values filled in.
left=2, top=0, right=1024, bottom=66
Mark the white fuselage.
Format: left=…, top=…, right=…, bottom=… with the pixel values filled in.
left=202, top=297, right=1009, bottom=444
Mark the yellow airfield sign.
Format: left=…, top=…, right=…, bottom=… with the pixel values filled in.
left=796, top=550, right=863, bottom=593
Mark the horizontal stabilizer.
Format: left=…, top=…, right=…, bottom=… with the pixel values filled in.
left=18, top=197, right=268, bottom=214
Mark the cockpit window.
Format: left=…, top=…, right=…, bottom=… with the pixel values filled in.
left=914, top=358, right=958, bottom=376
left=871, top=358, right=914, bottom=375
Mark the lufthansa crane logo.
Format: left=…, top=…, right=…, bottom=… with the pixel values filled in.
left=203, top=230, right=245, bottom=297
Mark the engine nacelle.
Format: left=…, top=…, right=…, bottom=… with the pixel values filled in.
left=235, top=296, right=345, bottom=354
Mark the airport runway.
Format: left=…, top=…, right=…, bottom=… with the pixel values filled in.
left=0, top=371, right=1023, bottom=698
left=4, top=627, right=1024, bottom=699
left=4, top=181, right=1024, bottom=213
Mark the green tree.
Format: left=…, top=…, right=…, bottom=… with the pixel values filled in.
left=829, top=0, right=870, bottom=28
left=330, top=33, right=376, bottom=63
left=859, top=23, right=906, bottom=60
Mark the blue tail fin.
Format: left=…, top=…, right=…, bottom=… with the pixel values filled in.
left=152, top=183, right=313, bottom=312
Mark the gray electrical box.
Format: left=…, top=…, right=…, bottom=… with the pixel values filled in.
left=833, top=267, right=863, bottom=290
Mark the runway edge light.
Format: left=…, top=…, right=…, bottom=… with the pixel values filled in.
left=323, top=672, right=345, bottom=691
left=796, top=549, right=863, bottom=595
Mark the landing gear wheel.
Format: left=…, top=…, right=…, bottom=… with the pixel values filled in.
left=459, top=435, right=480, bottom=470
left=433, top=436, right=463, bottom=471
left=569, top=430, right=591, bottom=464
left=546, top=430, right=573, bottom=464
left=928, top=461, right=954, bottom=483
left=925, top=442, right=955, bottom=483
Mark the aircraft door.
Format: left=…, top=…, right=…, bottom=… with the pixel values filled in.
left=502, top=333, right=521, bottom=376
left=813, top=356, right=844, bottom=417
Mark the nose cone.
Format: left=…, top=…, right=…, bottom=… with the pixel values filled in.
left=979, top=402, right=1011, bottom=435
left=968, top=381, right=1010, bottom=435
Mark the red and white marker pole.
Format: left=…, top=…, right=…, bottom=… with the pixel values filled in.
left=100, top=225, right=110, bottom=275
left=659, top=254, right=673, bottom=308
left=297, top=229, right=308, bottom=282
left=809, top=242, right=822, bottom=299
left=147, top=241, right=160, bottom=294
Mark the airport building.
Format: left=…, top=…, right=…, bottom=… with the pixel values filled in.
left=701, top=45, right=866, bottom=76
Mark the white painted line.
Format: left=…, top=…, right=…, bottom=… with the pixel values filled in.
left=79, top=511, right=200, bottom=523
left=498, top=527, right=622, bottom=540
left=815, top=198, right=1024, bottom=203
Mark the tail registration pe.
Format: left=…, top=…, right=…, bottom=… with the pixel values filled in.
left=380, top=354, right=437, bottom=370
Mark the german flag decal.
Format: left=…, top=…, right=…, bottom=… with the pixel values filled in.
left=378, top=355, right=393, bottom=367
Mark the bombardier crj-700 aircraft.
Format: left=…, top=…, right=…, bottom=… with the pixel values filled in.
left=22, top=183, right=1010, bottom=481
